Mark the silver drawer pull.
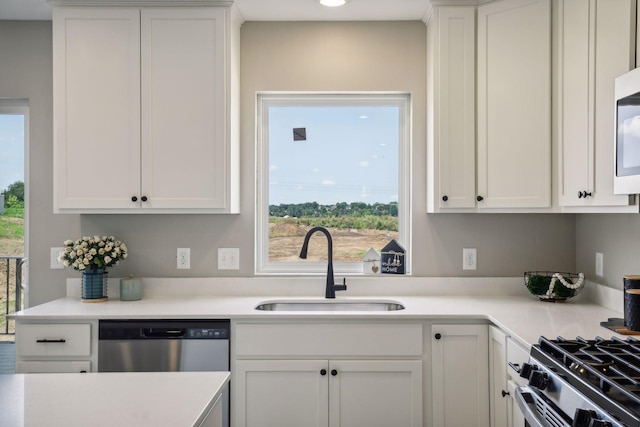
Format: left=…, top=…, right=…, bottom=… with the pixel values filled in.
left=36, top=339, right=66, bottom=343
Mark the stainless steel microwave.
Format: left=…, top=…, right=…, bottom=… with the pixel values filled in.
left=615, top=67, right=640, bottom=194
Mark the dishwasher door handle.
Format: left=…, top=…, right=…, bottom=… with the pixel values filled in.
left=141, top=328, right=187, bottom=338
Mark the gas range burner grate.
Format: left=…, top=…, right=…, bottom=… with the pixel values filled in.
left=536, top=336, right=640, bottom=423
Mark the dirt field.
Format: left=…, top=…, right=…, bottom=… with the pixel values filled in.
left=269, top=221, right=398, bottom=262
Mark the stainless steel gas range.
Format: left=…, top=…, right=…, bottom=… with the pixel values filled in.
left=513, top=336, right=640, bottom=427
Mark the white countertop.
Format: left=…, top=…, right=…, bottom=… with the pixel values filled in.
left=12, top=283, right=627, bottom=349
left=0, top=371, right=230, bottom=427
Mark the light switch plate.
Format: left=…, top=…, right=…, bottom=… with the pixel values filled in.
left=177, top=248, right=190, bottom=269
left=51, top=247, right=64, bottom=269
left=218, top=248, right=239, bottom=270
left=595, top=252, right=604, bottom=277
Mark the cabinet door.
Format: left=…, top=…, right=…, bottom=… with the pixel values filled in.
left=234, top=359, right=329, bottom=427
left=328, top=360, right=422, bottom=427
left=477, top=0, right=551, bottom=208
left=432, top=324, right=489, bottom=427
left=559, top=0, right=636, bottom=208
left=141, top=8, right=228, bottom=210
left=53, top=7, right=141, bottom=211
left=427, top=7, right=476, bottom=211
left=506, top=380, right=524, bottom=427
left=489, top=326, right=508, bottom=427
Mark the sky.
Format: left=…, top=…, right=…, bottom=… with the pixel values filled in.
left=268, top=105, right=399, bottom=205
left=0, top=114, right=25, bottom=193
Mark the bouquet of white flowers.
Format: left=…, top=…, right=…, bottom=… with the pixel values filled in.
left=58, top=235, right=128, bottom=271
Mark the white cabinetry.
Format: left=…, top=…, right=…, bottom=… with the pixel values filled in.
left=52, top=4, right=239, bottom=213
left=427, top=6, right=476, bottom=210
left=488, top=326, right=530, bottom=427
left=505, top=337, right=529, bottom=426
left=489, top=326, right=508, bottom=427
left=431, top=324, right=489, bottom=427
left=233, top=322, right=423, bottom=427
left=557, top=0, right=637, bottom=210
left=477, top=0, right=551, bottom=209
left=15, top=322, right=96, bottom=373
left=427, top=0, right=551, bottom=212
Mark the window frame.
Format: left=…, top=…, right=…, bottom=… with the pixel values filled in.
left=0, top=100, right=30, bottom=306
left=255, top=92, right=412, bottom=275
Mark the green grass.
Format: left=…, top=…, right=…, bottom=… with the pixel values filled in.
left=0, top=215, right=23, bottom=239
left=3, top=207, right=24, bottom=218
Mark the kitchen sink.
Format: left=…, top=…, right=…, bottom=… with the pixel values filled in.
left=254, top=299, right=405, bottom=312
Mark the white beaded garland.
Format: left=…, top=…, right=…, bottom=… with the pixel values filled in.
left=543, top=272, right=585, bottom=299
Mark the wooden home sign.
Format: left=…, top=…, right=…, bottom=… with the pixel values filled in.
left=381, top=239, right=405, bottom=275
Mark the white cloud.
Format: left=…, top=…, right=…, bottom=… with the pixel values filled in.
left=269, top=164, right=278, bottom=171
left=321, top=179, right=336, bottom=186
left=312, top=168, right=319, bottom=173
left=622, top=116, right=640, bottom=138
left=295, top=185, right=303, bottom=190
left=358, top=161, right=369, bottom=167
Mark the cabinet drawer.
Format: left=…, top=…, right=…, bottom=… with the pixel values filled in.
left=235, top=323, right=423, bottom=357
left=16, top=361, right=91, bottom=373
left=17, top=324, right=91, bottom=357
left=506, top=337, right=529, bottom=386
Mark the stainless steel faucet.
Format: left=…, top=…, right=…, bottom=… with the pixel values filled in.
left=299, top=226, right=347, bottom=299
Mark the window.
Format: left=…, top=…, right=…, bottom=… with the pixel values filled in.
left=256, top=93, right=411, bottom=274
left=0, top=102, right=28, bottom=332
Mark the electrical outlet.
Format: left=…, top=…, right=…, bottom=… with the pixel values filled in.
left=218, top=248, right=240, bottom=270
left=177, top=248, right=190, bottom=269
left=50, top=247, right=65, bottom=269
left=595, top=252, right=604, bottom=277
left=463, top=248, right=477, bottom=270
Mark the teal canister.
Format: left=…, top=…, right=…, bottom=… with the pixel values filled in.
left=120, top=276, right=142, bottom=301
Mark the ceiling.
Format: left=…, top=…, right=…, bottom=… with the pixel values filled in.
left=0, top=0, right=430, bottom=21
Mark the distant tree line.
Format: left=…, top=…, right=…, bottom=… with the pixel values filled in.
left=269, top=202, right=399, bottom=232
left=2, top=181, right=24, bottom=210
left=269, top=202, right=398, bottom=219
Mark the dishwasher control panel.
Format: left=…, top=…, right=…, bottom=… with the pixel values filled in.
left=99, top=319, right=230, bottom=340
left=188, top=328, right=228, bottom=339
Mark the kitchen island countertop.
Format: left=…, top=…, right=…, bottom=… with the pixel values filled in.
left=0, top=371, right=230, bottom=427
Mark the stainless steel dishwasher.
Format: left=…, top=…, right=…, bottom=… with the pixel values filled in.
left=98, top=319, right=230, bottom=427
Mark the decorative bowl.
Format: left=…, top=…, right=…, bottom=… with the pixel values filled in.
left=524, top=271, right=585, bottom=302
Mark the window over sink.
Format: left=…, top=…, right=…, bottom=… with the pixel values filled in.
left=255, top=93, right=411, bottom=275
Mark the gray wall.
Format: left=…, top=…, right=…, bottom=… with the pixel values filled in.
left=0, top=20, right=577, bottom=307
left=576, top=214, right=640, bottom=290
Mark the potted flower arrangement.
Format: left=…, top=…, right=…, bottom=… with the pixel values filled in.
left=58, top=235, right=128, bottom=302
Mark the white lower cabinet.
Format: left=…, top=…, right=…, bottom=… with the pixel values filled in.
left=505, top=337, right=530, bottom=427
left=488, top=326, right=530, bottom=427
left=489, top=326, right=508, bottom=427
left=15, top=322, right=97, bottom=373
left=235, top=359, right=422, bottom=427
left=232, top=322, right=423, bottom=427
left=431, top=323, right=490, bottom=427
left=506, top=379, right=525, bottom=427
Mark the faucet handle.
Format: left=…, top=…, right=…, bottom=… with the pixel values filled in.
left=334, top=278, right=347, bottom=292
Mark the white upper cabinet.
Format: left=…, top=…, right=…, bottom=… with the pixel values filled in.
left=427, top=0, right=552, bottom=212
left=53, top=5, right=239, bottom=213
left=477, top=0, right=551, bottom=209
left=427, top=6, right=477, bottom=211
left=557, top=0, right=637, bottom=210
left=53, top=8, right=141, bottom=212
